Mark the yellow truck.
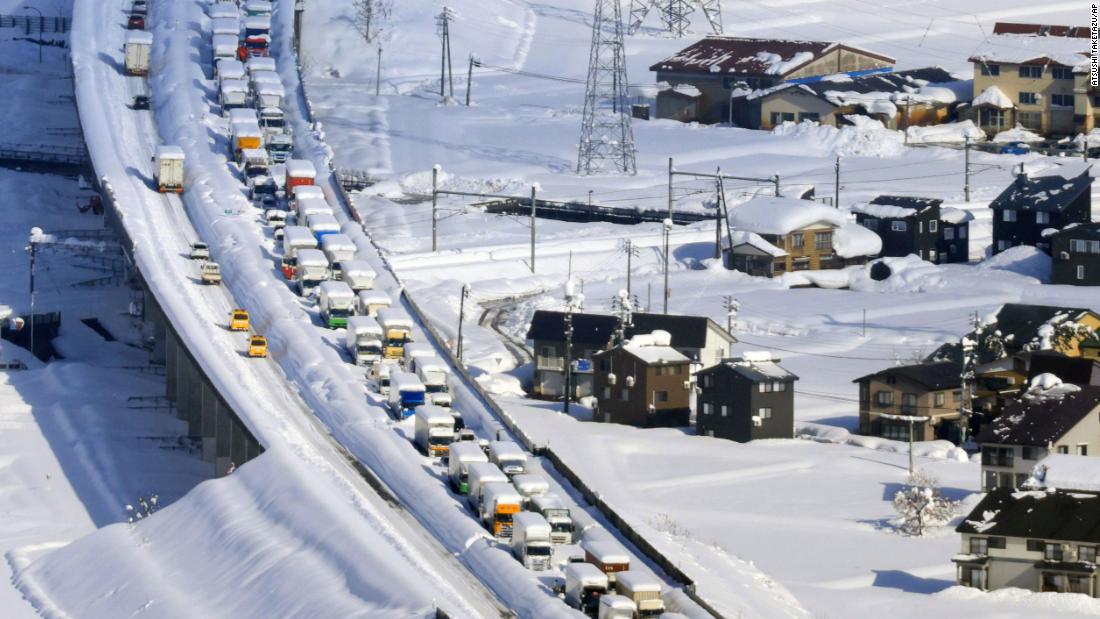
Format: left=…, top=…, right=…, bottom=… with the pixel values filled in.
left=479, top=482, right=522, bottom=541
left=229, top=309, right=250, bottom=331
left=376, top=308, right=413, bottom=359
left=248, top=335, right=268, bottom=358
left=232, top=124, right=264, bottom=162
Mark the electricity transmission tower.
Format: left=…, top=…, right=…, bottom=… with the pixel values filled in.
left=577, top=0, right=636, bottom=176
left=627, top=0, right=723, bottom=36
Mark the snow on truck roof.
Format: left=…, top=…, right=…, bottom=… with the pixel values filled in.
left=376, top=308, right=413, bottom=328
left=565, top=563, right=608, bottom=586
left=466, top=462, right=506, bottom=481
left=340, top=259, right=377, bottom=277
left=294, top=185, right=324, bottom=199
left=615, top=571, right=661, bottom=593
left=600, top=595, right=636, bottom=611
left=307, top=212, right=339, bottom=227
left=282, top=225, right=315, bottom=242
left=512, top=474, right=549, bottom=495
left=228, top=107, right=257, bottom=122
left=319, top=280, right=354, bottom=297
left=357, top=289, right=391, bottom=304
left=255, top=81, right=285, bottom=96
left=125, top=31, right=154, bottom=45
left=415, top=405, right=454, bottom=424
left=584, top=541, right=630, bottom=564
left=532, top=493, right=567, bottom=511
left=320, top=233, right=356, bottom=251
left=243, top=16, right=271, bottom=29
left=286, top=159, right=317, bottom=177
left=489, top=441, right=527, bottom=461
left=212, top=34, right=238, bottom=49
left=449, top=441, right=488, bottom=463
left=295, top=248, right=327, bottom=265
left=247, top=56, right=277, bottom=71
left=390, top=371, right=424, bottom=390
left=346, top=315, right=382, bottom=334
left=156, top=145, right=185, bottom=159
left=221, top=79, right=249, bottom=94
left=513, top=511, right=550, bottom=532
left=482, top=482, right=522, bottom=505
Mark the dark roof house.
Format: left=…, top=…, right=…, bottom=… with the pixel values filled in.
left=994, top=303, right=1097, bottom=353
left=651, top=37, right=836, bottom=77
left=525, top=310, right=618, bottom=347
left=957, top=487, right=1100, bottom=540
left=1050, top=223, right=1100, bottom=286
left=855, top=361, right=961, bottom=391
left=991, top=22, right=1091, bottom=38
left=989, top=165, right=1092, bottom=254
left=976, top=385, right=1100, bottom=446
left=1026, top=351, right=1100, bottom=386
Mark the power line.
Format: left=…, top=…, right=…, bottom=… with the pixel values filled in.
left=736, top=335, right=909, bottom=361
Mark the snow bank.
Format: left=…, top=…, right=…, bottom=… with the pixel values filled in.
left=1027, top=453, right=1100, bottom=492
left=977, top=246, right=1051, bottom=281
left=937, top=584, right=1100, bottom=614
left=772, top=117, right=906, bottom=157
left=994, top=124, right=1044, bottom=144
left=796, top=423, right=968, bottom=461
left=906, top=120, right=985, bottom=144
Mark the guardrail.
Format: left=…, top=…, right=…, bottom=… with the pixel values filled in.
left=480, top=197, right=710, bottom=226
left=0, top=14, right=70, bottom=33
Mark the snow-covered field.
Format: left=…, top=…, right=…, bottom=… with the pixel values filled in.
left=301, top=0, right=1100, bottom=617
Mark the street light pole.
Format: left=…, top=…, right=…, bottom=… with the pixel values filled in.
left=28, top=238, right=36, bottom=359
left=662, top=218, right=671, bottom=314
left=23, top=6, right=43, bottom=64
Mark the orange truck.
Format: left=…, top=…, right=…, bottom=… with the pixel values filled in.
left=285, top=159, right=316, bottom=190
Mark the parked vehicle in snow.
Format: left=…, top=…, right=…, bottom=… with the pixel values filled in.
left=388, top=371, right=425, bottom=419
left=377, top=308, right=414, bottom=359
left=345, top=315, right=383, bottom=366
left=465, top=462, right=508, bottom=511
left=488, top=440, right=527, bottom=477
left=564, top=563, right=609, bottom=615
left=246, top=56, right=277, bottom=74
left=124, top=31, right=153, bottom=76
left=306, top=212, right=340, bottom=242
left=511, top=473, right=549, bottom=506
left=280, top=225, right=316, bottom=279
left=480, top=482, right=522, bottom=541
left=216, top=58, right=246, bottom=83
left=208, top=2, right=238, bottom=20
left=220, top=79, right=250, bottom=111
left=212, top=33, right=239, bottom=61
left=154, top=145, right=185, bottom=193
left=597, top=595, right=636, bottom=619
left=317, top=280, right=355, bottom=329
left=127, top=13, right=145, bottom=29
left=248, top=335, right=267, bottom=358
left=320, top=233, right=357, bottom=279
left=356, top=289, right=391, bottom=317
left=257, top=105, right=286, bottom=136
left=614, top=571, right=664, bottom=618
left=232, top=123, right=264, bottom=162
left=285, top=159, right=316, bottom=189
left=448, top=441, right=488, bottom=494
left=210, top=17, right=240, bottom=38
left=240, top=147, right=269, bottom=178
left=340, top=259, right=377, bottom=293
left=553, top=544, right=586, bottom=570
left=294, top=248, right=329, bottom=296
left=244, top=0, right=272, bottom=17
left=229, top=309, right=250, bottom=331
left=415, top=357, right=452, bottom=407
left=254, top=81, right=284, bottom=111
left=414, top=405, right=455, bottom=457
left=291, top=184, right=324, bottom=212
left=584, top=541, right=630, bottom=591
left=512, top=512, right=553, bottom=570
left=371, top=360, right=397, bottom=396
left=201, top=261, right=222, bottom=285
left=532, top=493, right=574, bottom=545
left=267, top=133, right=292, bottom=164
left=189, top=242, right=209, bottom=260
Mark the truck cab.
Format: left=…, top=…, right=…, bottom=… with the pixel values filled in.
left=414, top=405, right=455, bottom=457
left=306, top=212, right=340, bottom=243
left=532, top=493, right=575, bottom=545
left=320, top=233, right=357, bottom=280
left=293, top=248, right=329, bottom=296
left=201, top=261, right=222, bottom=285
left=317, top=280, right=355, bottom=328
left=564, top=563, right=609, bottom=616
left=241, top=147, right=270, bottom=178
left=219, top=79, right=250, bottom=112
left=447, top=441, right=488, bottom=494
left=376, top=308, right=414, bottom=359
left=280, top=225, right=316, bottom=279
left=479, top=482, right=522, bottom=541
left=465, top=462, right=507, bottom=512
left=488, top=440, right=528, bottom=477
left=267, top=133, right=293, bottom=164
left=371, top=360, right=397, bottom=397
left=415, top=357, right=452, bottom=407
left=356, top=290, right=391, bottom=317
left=345, top=315, right=383, bottom=366
left=511, top=512, right=553, bottom=571
left=387, top=371, right=425, bottom=419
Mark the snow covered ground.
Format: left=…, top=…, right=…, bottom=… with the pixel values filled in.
left=300, top=0, right=1100, bottom=617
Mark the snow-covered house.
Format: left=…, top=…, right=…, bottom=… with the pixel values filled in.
left=975, top=382, right=1100, bottom=490
left=953, top=485, right=1100, bottom=595
left=592, top=331, right=692, bottom=428
left=989, top=163, right=1092, bottom=254
left=722, top=197, right=881, bottom=275
left=853, top=195, right=970, bottom=264
left=649, top=37, right=894, bottom=125
left=966, top=22, right=1089, bottom=136
left=695, top=352, right=797, bottom=442
left=741, top=67, right=966, bottom=131
left=1050, top=222, right=1100, bottom=285
left=988, top=303, right=1100, bottom=357
left=854, top=362, right=965, bottom=443
left=973, top=350, right=1100, bottom=425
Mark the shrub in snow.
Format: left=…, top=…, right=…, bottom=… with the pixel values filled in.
left=893, top=470, right=958, bottom=536
left=125, top=494, right=159, bottom=524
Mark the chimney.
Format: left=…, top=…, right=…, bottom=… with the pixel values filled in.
left=1015, top=163, right=1028, bottom=187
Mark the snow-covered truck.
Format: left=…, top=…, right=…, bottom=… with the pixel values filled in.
left=488, top=440, right=528, bottom=477
left=240, top=148, right=269, bottom=178
left=294, top=248, right=329, bottom=296
left=597, top=595, right=636, bottom=619
left=479, top=482, right=522, bottom=541
left=388, top=371, right=425, bottom=419
left=228, top=107, right=258, bottom=127
left=403, top=343, right=437, bottom=374
left=246, top=56, right=277, bottom=74
left=285, top=159, right=316, bottom=190
left=465, top=462, right=507, bottom=511
left=215, top=58, right=245, bottom=83
left=371, top=360, right=397, bottom=397
left=564, top=562, right=609, bottom=615
left=511, top=512, right=553, bottom=571
left=244, top=0, right=272, bottom=16
left=124, top=31, right=153, bottom=76
left=306, top=212, right=340, bottom=242
left=154, top=145, right=185, bottom=193
left=356, top=290, right=391, bottom=317
left=317, top=280, right=354, bottom=329
left=291, top=185, right=324, bottom=212
left=280, top=225, right=316, bottom=279
left=531, top=493, right=574, bottom=545
left=296, top=195, right=331, bottom=222
left=415, top=357, right=452, bottom=407
left=320, top=233, right=357, bottom=279
left=219, top=78, right=250, bottom=111
left=614, top=571, right=665, bottom=617
left=344, top=315, right=383, bottom=366
left=414, top=405, right=455, bottom=457
left=376, top=308, right=414, bottom=359
left=208, top=1, right=238, bottom=20
left=584, top=541, right=631, bottom=591
left=254, top=81, right=284, bottom=110
left=340, top=259, right=377, bottom=292
left=511, top=473, right=549, bottom=506
left=267, top=132, right=292, bottom=164
left=447, top=441, right=488, bottom=494
left=257, top=105, right=286, bottom=137
left=232, top=123, right=264, bottom=162
left=212, top=34, right=239, bottom=62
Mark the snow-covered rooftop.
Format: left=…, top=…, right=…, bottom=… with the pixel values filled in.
left=728, top=197, right=848, bottom=235
left=834, top=222, right=882, bottom=258
left=971, top=85, right=1013, bottom=109
left=1028, top=453, right=1100, bottom=492
left=722, top=229, right=788, bottom=257
left=968, top=33, right=1089, bottom=68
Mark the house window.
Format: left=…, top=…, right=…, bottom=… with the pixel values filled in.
left=1078, top=265, right=1086, bottom=280
left=1078, top=444, right=1089, bottom=456
left=620, top=388, right=629, bottom=401
left=1022, top=446, right=1040, bottom=460
left=602, top=387, right=611, bottom=399
left=960, top=565, right=986, bottom=589
left=1080, top=545, right=1097, bottom=563
left=863, top=217, right=878, bottom=230
left=1019, top=111, right=1042, bottom=129
left=901, top=393, right=918, bottom=414
left=598, top=358, right=609, bottom=371
left=1051, top=93, right=1073, bottom=107
left=702, top=374, right=714, bottom=388
left=774, top=381, right=786, bottom=392
left=758, top=407, right=772, bottom=419
left=798, top=112, right=819, bottom=122
left=929, top=220, right=938, bottom=233
left=970, top=537, right=989, bottom=555
left=1002, top=209, right=1017, bottom=222
left=1058, top=445, right=1069, bottom=454
left=654, top=390, right=669, bottom=403
left=881, top=422, right=910, bottom=441
left=979, top=108, right=1005, bottom=128
left=979, top=63, right=1000, bottom=76
left=1018, top=66, right=1042, bottom=79
left=891, top=220, right=908, bottom=232
left=981, top=445, right=1014, bottom=467
left=792, top=234, right=805, bottom=249
left=1027, top=539, right=1044, bottom=552
left=875, top=391, right=894, bottom=406
left=944, top=227, right=955, bottom=240
left=1035, top=211, right=1050, bottom=225
left=959, top=227, right=968, bottom=239
left=1018, top=91, right=1038, bottom=105
left=702, top=402, right=713, bottom=415
left=997, top=240, right=1010, bottom=251
left=720, top=405, right=728, bottom=417
left=934, top=392, right=945, bottom=407
left=1045, top=543, right=1064, bottom=562
left=1052, top=66, right=1073, bottom=80
left=769, top=112, right=781, bottom=126
left=814, top=231, right=832, bottom=250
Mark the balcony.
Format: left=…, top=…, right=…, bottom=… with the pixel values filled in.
left=536, top=356, right=564, bottom=371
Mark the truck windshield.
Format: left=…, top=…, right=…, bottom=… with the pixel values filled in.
left=452, top=415, right=465, bottom=430
left=263, top=117, right=284, bottom=128
left=330, top=307, right=350, bottom=317
left=429, top=435, right=453, bottom=447
left=526, top=545, right=552, bottom=556
left=494, top=513, right=514, bottom=524
left=551, top=522, right=573, bottom=534
left=253, top=182, right=276, bottom=195
left=246, top=167, right=269, bottom=178
left=425, top=383, right=448, bottom=393
left=359, top=344, right=382, bottom=355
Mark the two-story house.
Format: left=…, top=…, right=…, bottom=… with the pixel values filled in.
left=975, top=384, right=1100, bottom=490
left=974, top=350, right=1100, bottom=423
left=723, top=197, right=881, bottom=276
left=526, top=311, right=618, bottom=400
left=1050, top=223, right=1100, bottom=285
left=853, top=195, right=973, bottom=264
left=989, top=164, right=1092, bottom=255
left=592, top=331, right=692, bottom=427
left=627, top=313, right=736, bottom=370
left=954, top=487, right=1100, bottom=595
left=695, top=352, right=797, bottom=442
left=649, top=36, right=894, bottom=126
left=967, top=22, right=1088, bottom=137
left=854, top=362, right=965, bottom=443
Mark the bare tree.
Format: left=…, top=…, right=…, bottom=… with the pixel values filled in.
left=351, top=0, right=393, bottom=44
left=893, top=470, right=958, bottom=536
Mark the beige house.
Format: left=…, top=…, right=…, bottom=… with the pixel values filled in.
left=966, top=22, right=1088, bottom=137
left=854, top=362, right=965, bottom=443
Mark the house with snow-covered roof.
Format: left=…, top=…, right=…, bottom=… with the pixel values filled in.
left=696, top=352, right=797, bottom=442
left=852, top=195, right=971, bottom=264
left=649, top=36, right=894, bottom=125
left=853, top=362, right=965, bottom=443
left=988, top=162, right=1092, bottom=254
left=966, top=21, right=1088, bottom=136
left=721, top=197, right=881, bottom=276
left=592, top=331, right=692, bottom=428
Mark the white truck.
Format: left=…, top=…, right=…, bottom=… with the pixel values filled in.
left=154, top=145, right=185, bottom=193
left=448, top=441, right=488, bottom=494
left=416, top=357, right=452, bottom=407
left=249, top=69, right=281, bottom=94
left=488, top=440, right=528, bottom=477
left=267, top=133, right=292, bottom=164
left=317, top=280, right=354, bottom=329
left=291, top=185, right=324, bottom=212
left=265, top=209, right=286, bottom=239
left=512, top=473, right=549, bottom=506
left=211, top=17, right=240, bottom=37
left=212, top=34, right=238, bottom=61
left=296, top=195, right=331, bottom=222
left=465, top=462, right=508, bottom=511
left=219, top=79, right=250, bottom=111
left=414, top=405, right=455, bottom=457
left=403, top=343, right=437, bottom=374
left=280, top=225, right=316, bottom=278
left=255, top=81, right=285, bottom=110
left=208, top=1, right=238, bottom=19
left=565, top=563, right=609, bottom=616
left=532, top=493, right=574, bottom=545
left=294, top=248, right=329, bottom=296
left=228, top=107, right=258, bottom=127
left=614, top=571, right=665, bottom=618
left=511, top=512, right=553, bottom=571
left=257, top=105, right=286, bottom=136
left=244, top=0, right=272, bottom=16
left=597, top=595, right=637, bottom=619
left=371, top=360, right=397, bottom=396
left=388, top=371, right=426, bottom=419
left=124, top=31, right=153, bottom=76
left=320, top=233, right=357, bottom=279
left=341, top=259, right=377, bottom=292
left=479, top=482, right=522, bottom=541
left=345, top=315, right=383, bottom=366
left=585, top=541, right=631, bottom=591
left=215, top=58, right=245, bottom=83
left=553, top=544, right=586, bottom=570
left=246, top=56, right=277, bottom=75
left=356, top=290, right=391, bottom=317
left=306, top=212, right=340, bottom=242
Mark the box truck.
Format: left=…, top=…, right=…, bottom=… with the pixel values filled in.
left=371, top=360, right=397, bottom=396
left=294, top=248, right=329, bottom=296
left=233, top=123, right=264, bottom=161
left=320, top=233, right=357, bottom=279
left=246, top=56, right=277, bottom=74
left=211, top=17, right=240, bottom=37
left=154, top=145, right=185, bottom=193
left=280, top=225, right=316, bottom=278
left=291, top=184, right=324, bottom=211
left=448, top=441, right=488, bottom=494
left=564, top=563, right=609, bottom=615
left=388, top=371, right=425, bottom=419
left=357, top=290, right=391, bottom=317
left=296, top=195, right=330, bottom=222
left=216, top=58, right=245, bottom=83
left=414, top=405, right=455, bottom=457
left=416, top=357, right=452, bottom=407
left=345, top=315, right=383, bottom=366
left=465, top=462, right=507, bottom=511
left=377, top=308, right=413, bottom=359
left=267, top=133, right=292, bottom=164
left=254, top=81, right=284, bottom=110
left=532, top=493, right=574, bottom=545
left=285, top=159, right=316, bottom=189
left=597, top=595, right=636, bottom=619
left=488, top=440, right=528, bottom=477
left=511, top=512, right=553, bottom=571
left=124, top=31, right=153, bottom=76
left=584, top=542, right=630, bottom=591
left=341, top=259, right=377, bottom=292
left=479, top=482, right=522, bottom=541
left=317, top=280, right=354, bottom=328
left=209, top=1, right=238, bottom=19
left=614, top=571, right=665, bottom=618
left=220, top=78, right=250, bottom=111
left=244, top=0, right=272, bottom=16
left=306, top=212, right=340, bottom=242
left=512, top=474, right=549, bottom=506
left=212, top=34, right=238, bottom=61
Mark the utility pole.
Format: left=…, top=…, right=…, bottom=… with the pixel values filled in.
left=713, top=177, right=723, bottom=259
left=465, top=55, right=476, bottom=106
left=773, top=173, right=780, bottom=197
left=662, top=217, right=671, bottom=314
left=529, top=185, right=537, bottom=273
left=563, top=309, right=574, bottom=415
left=960, top=311, right=980, bottom=443
left=723, top=295, right=739, bottom=334
left=667, top=157, right=674, bottom=220
left=646, top=281, right=652, bottom=313
left=375, top=44, right=383, bottom=96
left=903, top=97, right=911, bottom=145
left=431, top=165, right=439, bottom=251
left=456, top=284, right=469, bottom=361
left=624, top=238, right=637, bottom=297
left=437, top=7, right=454, bottom=98
left=834, top=154, right=841, bottom=209
left=27, top=234, right=36, bottom=359
left=963, top=137, right=971, bottom=202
